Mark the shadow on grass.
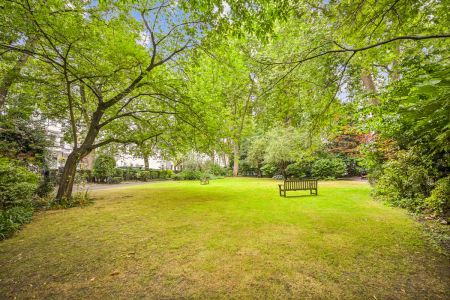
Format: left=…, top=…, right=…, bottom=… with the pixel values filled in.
left=280, top=194, right=319, bottom=198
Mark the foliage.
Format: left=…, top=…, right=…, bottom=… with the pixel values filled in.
left=0, top=113, right=49, bottom=166
left=179, top=170, right=203, bottom=180
left=0, top=206, right=34, bottom=240
left=35, top=176, right=55, bottom=198
left=93, top=155, right=116, bottom=182
left=159, top=170, right=173, bottom=179
left=262, top=126, right=315, bottom=178
left=311, top=157, right=347, bottom=180
left=137, top=170, right=152, bottom=182
left=108, top=177, right=122, bottom=184
left=425, top=176, right=450, bottom=220
left=48, top=193, right=94, bottom=210
left=0, top=157, right=38, bottom=240
left=0, top=158, right=39, bottom=209
left=208, top=164, right=227, bottom=176
left=260, top=163, right=277, bottom=177
left=286, top=161, right=312, bottom=179
left=373, top=150, right=434, bottom=212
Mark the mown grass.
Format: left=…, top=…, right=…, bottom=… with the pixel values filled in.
left=0, top=178, right=448, bottom=299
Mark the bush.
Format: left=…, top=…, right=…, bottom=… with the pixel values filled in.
left=425, top=176, right=450, bottom=219
left=49, top=192, right=93, bottom=209
left=114, top=168, right=124, bottom=178
left=339, top=156, right=365, bottom=177
left=36, top=176, right=55, bottom=197
left=286, top=161, right=312, bottom=178
left=172, top=170, right=212, bottom=181
left=373, top=150, right=433, bottom=212
left=180, top=170, right=202, bottom=180
left=172, top=173, right=184, bottom=180
left=261, top=163, right=277, bottom=177
left=108, top=177, right=123, bottom=184
left=93, top=155, right=116, bottom=182
left=0, top=206, right=34, bottom=239
left=160, top=169, right=173, bottom=179
left=138, top=170, right=152, bottom=181
left=209, top=164, right=227, bottom=176
left=0, top=158, right=39, bottom=209
left=311, top=157, right=347, bottom=179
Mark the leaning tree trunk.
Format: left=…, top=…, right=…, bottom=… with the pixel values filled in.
left=55, top=110, right=102, bottom=201
left=232, top=143, right=239, bottom=176
left=56, top=151, right=81, bottom=201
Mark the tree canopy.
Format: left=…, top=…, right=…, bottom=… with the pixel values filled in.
left=1, top=0, right=448, bottom=217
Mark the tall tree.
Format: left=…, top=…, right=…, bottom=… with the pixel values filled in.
left=1, top=0, right=209, bottom=200
left=185, top=41, right=255, bottom=175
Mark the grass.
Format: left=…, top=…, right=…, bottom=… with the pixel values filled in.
left=0, top=178, right=449, bottom=299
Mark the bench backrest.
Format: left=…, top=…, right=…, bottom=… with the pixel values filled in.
left=284, top=179, right=317, bottom=190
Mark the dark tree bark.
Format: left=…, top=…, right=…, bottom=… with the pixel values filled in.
left=56, top=109, right=102, bottom=200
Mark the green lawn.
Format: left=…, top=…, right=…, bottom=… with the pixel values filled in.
left=0, top=178, right=448, bottom=299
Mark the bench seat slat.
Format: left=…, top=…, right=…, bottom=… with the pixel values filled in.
left=279, top=179, right=318, bottom=197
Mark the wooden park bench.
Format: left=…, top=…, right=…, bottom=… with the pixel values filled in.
left=278, top=179, right=318, bottom=197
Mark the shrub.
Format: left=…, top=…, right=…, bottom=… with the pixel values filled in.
left=425, top=176, right=450, bottom=219
left=114, top=168, right=124, bottom=178
left=138, top=170, right=151, bottom=181
left=36, top=176, right=55, bottom=197
left=172, top=173, right=184, bottom=180
left=160, top=169, right=173, bottom=179
left=286, top=161, right=312, bottom=178
left=261, top=163, right=277, bottom=177
left=93, top=155, right=116, bottom=182
left=339, top=156, right=365, bottom=177
left=108, top=177, right=123, bottom=184
left=0, top=206, right=34, bottom=239
left=172, top=170, right=208, bottom=180
left=122, top=167, right=140, bottom=181
left=209, top=164, right=227, bottom=176
left=180, top=170, right=202, bottom=180
left=373, top=150, right=433, bottom=212
left=311, top=157, right=347, bottom=179
left=0, top=158, right=39, bottom=209
left=49, top=192, right=93, bottom=209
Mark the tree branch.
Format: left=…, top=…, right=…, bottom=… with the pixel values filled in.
left=98, top=110, right=177, bottom=128
left=90, top=133, right=162, bottom=150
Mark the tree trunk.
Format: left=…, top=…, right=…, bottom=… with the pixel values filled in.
left=361, top=70, right=379, bottom=105
left=55, top=109, right=103, bottom=201
left=232, top=143, right=239, bottom=176
left=281, top=163, right=288, bottom=180
left=56, top=150, right=81, bottom=200
left=143, top=153, right=149, bottom=170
